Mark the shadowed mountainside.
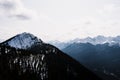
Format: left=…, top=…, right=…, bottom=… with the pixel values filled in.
left=0, top=43, right=101, bottom=80
left=63, top=43, right=120, bottom=80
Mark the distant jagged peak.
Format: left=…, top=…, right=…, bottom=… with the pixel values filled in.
left=2, top=32, right=43, bottom=49
left=69, top=35, right=120, bottom=46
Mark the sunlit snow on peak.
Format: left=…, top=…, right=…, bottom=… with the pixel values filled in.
left=3, top=32, right=43, bottom=49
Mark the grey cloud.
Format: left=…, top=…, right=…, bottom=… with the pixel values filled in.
left=9, top=14, right=31, bottom=20
left=0, top=1, right=15, bottom=10
left=0, top=0, right=37, bottom=20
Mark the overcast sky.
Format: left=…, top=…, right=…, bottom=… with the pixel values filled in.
left=0, top=0, right=120, bottom=41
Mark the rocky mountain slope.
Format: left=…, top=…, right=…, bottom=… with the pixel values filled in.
left=2, top=32, right=43, bottom=49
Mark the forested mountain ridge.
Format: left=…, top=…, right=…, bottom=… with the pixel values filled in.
left=0, top=33, right=101, bottom=80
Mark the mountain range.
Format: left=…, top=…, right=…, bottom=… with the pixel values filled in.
left=62, top=43, right=120, bottom=80
left=49, top=35, right=120, bottom=49
left=1, top=33, right=120, bottom=80
left=0, top=32, right=101, bottom=80
left=49, top=36, right=120, bottom=80
left=48, top=35, right=120, bottom=80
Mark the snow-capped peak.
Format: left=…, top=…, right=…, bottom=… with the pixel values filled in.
left=2, top=32, right=43, bottom=49
left=70, top=35, right=120, bottom=46
left=49, top=35, right=120, bottom=49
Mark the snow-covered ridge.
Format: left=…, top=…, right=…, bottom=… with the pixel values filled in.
left=49, top=35, right=120, bottom=49
left=2, top=32, right=43, bottom=49
left=71, top=35, right=120, bottom=45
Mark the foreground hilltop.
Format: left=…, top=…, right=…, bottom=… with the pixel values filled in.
left=0, top=32, right=101, bottom=80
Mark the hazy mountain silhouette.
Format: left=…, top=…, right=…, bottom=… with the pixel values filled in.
left=63, top=43, right=120, bottom=80
left=50, top=35, right=120, bottom=49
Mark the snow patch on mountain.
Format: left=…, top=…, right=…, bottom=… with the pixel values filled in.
left=2, top=32, right=43, bottom=49
left=0, top=39, right=4, bottom=43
